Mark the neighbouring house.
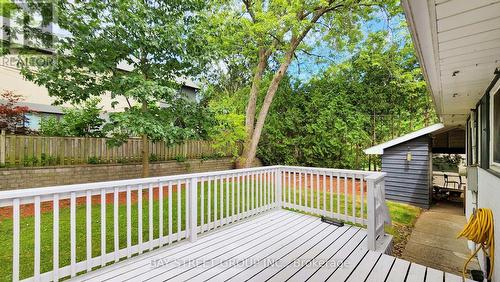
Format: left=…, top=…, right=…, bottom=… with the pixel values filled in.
left=402, top=0, right=500, bottom=280
left=364, top=123, right=466, bottom=208
left=0, top=50, right=200, bottom=131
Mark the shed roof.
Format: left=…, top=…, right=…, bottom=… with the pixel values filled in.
left=364, top=123, right=444, bottom=155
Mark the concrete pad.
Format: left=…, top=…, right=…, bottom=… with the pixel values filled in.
left=402, top=201, right=479, bottom=277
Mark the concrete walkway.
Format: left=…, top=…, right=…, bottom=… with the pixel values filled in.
left=402, top=201, right=479, bottom=276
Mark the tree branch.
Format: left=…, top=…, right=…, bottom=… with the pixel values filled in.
left=242, top=0, right=256, bottom=22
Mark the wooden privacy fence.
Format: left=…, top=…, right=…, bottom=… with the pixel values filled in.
left=0, top=131, right=233, bottom=167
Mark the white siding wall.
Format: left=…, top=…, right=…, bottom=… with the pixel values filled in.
left=466, top=168, right=500, bottom=281
left=0, top=66, right=132, bottom=113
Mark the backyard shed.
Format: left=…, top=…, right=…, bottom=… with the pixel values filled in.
left=364, top=124, right=465, bottom=208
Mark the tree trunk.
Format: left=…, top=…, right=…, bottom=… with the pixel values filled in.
left=243, top=50, right=294, bottom=167
left=141, top=101, right=149, bottom=177
left=237, top=49, right=268, bottom=168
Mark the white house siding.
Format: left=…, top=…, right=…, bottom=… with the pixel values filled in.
left=0, top=65, right=132, bottom=113
left=465, top=168, right=500, bottom=282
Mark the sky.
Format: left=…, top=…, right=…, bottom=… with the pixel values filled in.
left=288, top=12, right=406, bottom=83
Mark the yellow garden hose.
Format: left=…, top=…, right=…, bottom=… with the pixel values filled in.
left=457, top=208, right=495, bottom=280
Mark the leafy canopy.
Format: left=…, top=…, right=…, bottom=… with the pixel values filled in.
left=20, top=0, right=211, bottom=143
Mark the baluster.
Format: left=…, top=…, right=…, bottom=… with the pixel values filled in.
left=177, top=180, right=182, bottom=241
left=231, top=174, right=235, bottom=222
left=86, top=190, right=93, bottom=269
left=287, top=171, right=291, bottom=208
left=113, top=187, right=119, bottom=262
left=70, top=192, right=77, bottom=275
left=237, top=173, right=241, bottom=219
left=337, top=173, right=341, bottom=218
left=298, top=171, right=302, bottom=208
left=360, top=175, right=364, bottom=222
left=305, top=171, right=308, bottom=211
left=259, top=171, right=263, bottom=211
left=126, top=186, right=131, bottom=257
left=189, top=177, right=198, bottom=243
left=293, top=171, right=296, bottom=208
left=316, top=172, right=320, bottom=213
left=54, top=194, right=60, bottom=280
left=344, top=174, right=348, bottom=218
left=201, top=177, right=205, bottom=233
left=352, top=174, right=356, bottom=223
left=226, top=175, right=229, bottom=222
left=265, top=170, right=269, bottom=209
left=330, top=172, right=334, bottom=218
left=246, top=172, right=250, bottom=216
left=185, top=180, right=190, bottom=238
left=214, top=177, right=218, bottom=228
left=34, top=196, right=41, bottom=280
left=149, top=183, right=154, bottom=250
left=207, top=177, right=211, bottom=230
left=12, top=198, right=20, bottom=282
left=220, top=176, right=224, bottom=225
left=168, top=182, right=172, bottom=244
left=323, top=172, right=326, bottom=214
left=159, top=181, right=164, bottom=245
left=138, top=184, right=143, bottom=252
left=100, top=188, right=106, bottom=265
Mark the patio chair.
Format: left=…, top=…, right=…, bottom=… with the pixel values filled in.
left=444, top=174, right=463, bottom=190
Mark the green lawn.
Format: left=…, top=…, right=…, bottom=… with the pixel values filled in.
left=0, top=180, right=420, bottom=281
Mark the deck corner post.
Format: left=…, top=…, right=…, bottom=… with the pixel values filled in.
left=276, top=167, right=283, bottom=208
left=0, top=129, right=5, bottom=166
left=189, top=176, right=198, bottom=243
left=367, top=176, right=376, bottom=251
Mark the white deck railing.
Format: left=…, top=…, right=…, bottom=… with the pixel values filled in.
left=0, top=165, right=388, bottom=282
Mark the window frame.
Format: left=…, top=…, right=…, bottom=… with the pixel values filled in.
left=490, top=88, right=500, bottom=172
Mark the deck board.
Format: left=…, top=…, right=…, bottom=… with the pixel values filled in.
left=74, top=209, right=474, bottom=282
left=365, top=254, right=396, bottom=282
left=200, top=221, right=335, bottom=281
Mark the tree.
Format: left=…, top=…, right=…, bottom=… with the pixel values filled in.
left=210, top=0, right=398, bottom=168
left=18, top=0, right=211, bottom=177
left=0, top=90, right=30, bottom=134
left=256, top=30, right=436, bottom=169
left=39, top=98, right=105, bottom=137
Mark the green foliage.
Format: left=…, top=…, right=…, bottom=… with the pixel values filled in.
left=433, top=154, right=464, bottom=173
left=40, top=153, right=58, bottom=166
left=39, top=98, right=105, bottom=137
left=19, top=0, right=213, bottom=147
left=253, top=31, right=437, bottom=169
left=87, top=156, right=103, bottom=165
left=175, top=155, right=187, bottom=162
left=201, top=152, right=224, bottom=161
left=22, top=156, right=38, bottom=167
left=149, top=154, right=159, bottom=162
left=103, top=99, right=209, bottom=146
left=256, top=75, right=371, bottom=168
left=207, top=93, right=246, bottom=158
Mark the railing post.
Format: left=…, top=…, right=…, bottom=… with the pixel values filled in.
left=189, top=176, right=198, bottom=242
left=0, top=129, right=5, bottom=166
left=366, top=175, right=376, bottom=251
left=276, top=167, right=282, bottom=208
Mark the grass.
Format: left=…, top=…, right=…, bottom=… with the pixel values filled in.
left=0, top=180, right=421, bottom=281
left=384, top=201, right=422, bottom=256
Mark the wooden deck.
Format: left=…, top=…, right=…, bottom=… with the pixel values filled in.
left=75, top=210, right=470, bottom=282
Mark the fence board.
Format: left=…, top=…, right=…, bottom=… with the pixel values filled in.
left=1, top=134, right=235, bottom=167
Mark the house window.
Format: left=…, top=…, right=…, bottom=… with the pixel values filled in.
left=478, top=104, right=482, bottom=166
left=491, top=89, right=500, bottom=171
left=470, top=110, right=478, bottom=165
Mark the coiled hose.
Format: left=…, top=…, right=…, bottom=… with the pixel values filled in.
left=457, top=208, right=494, bottom=280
